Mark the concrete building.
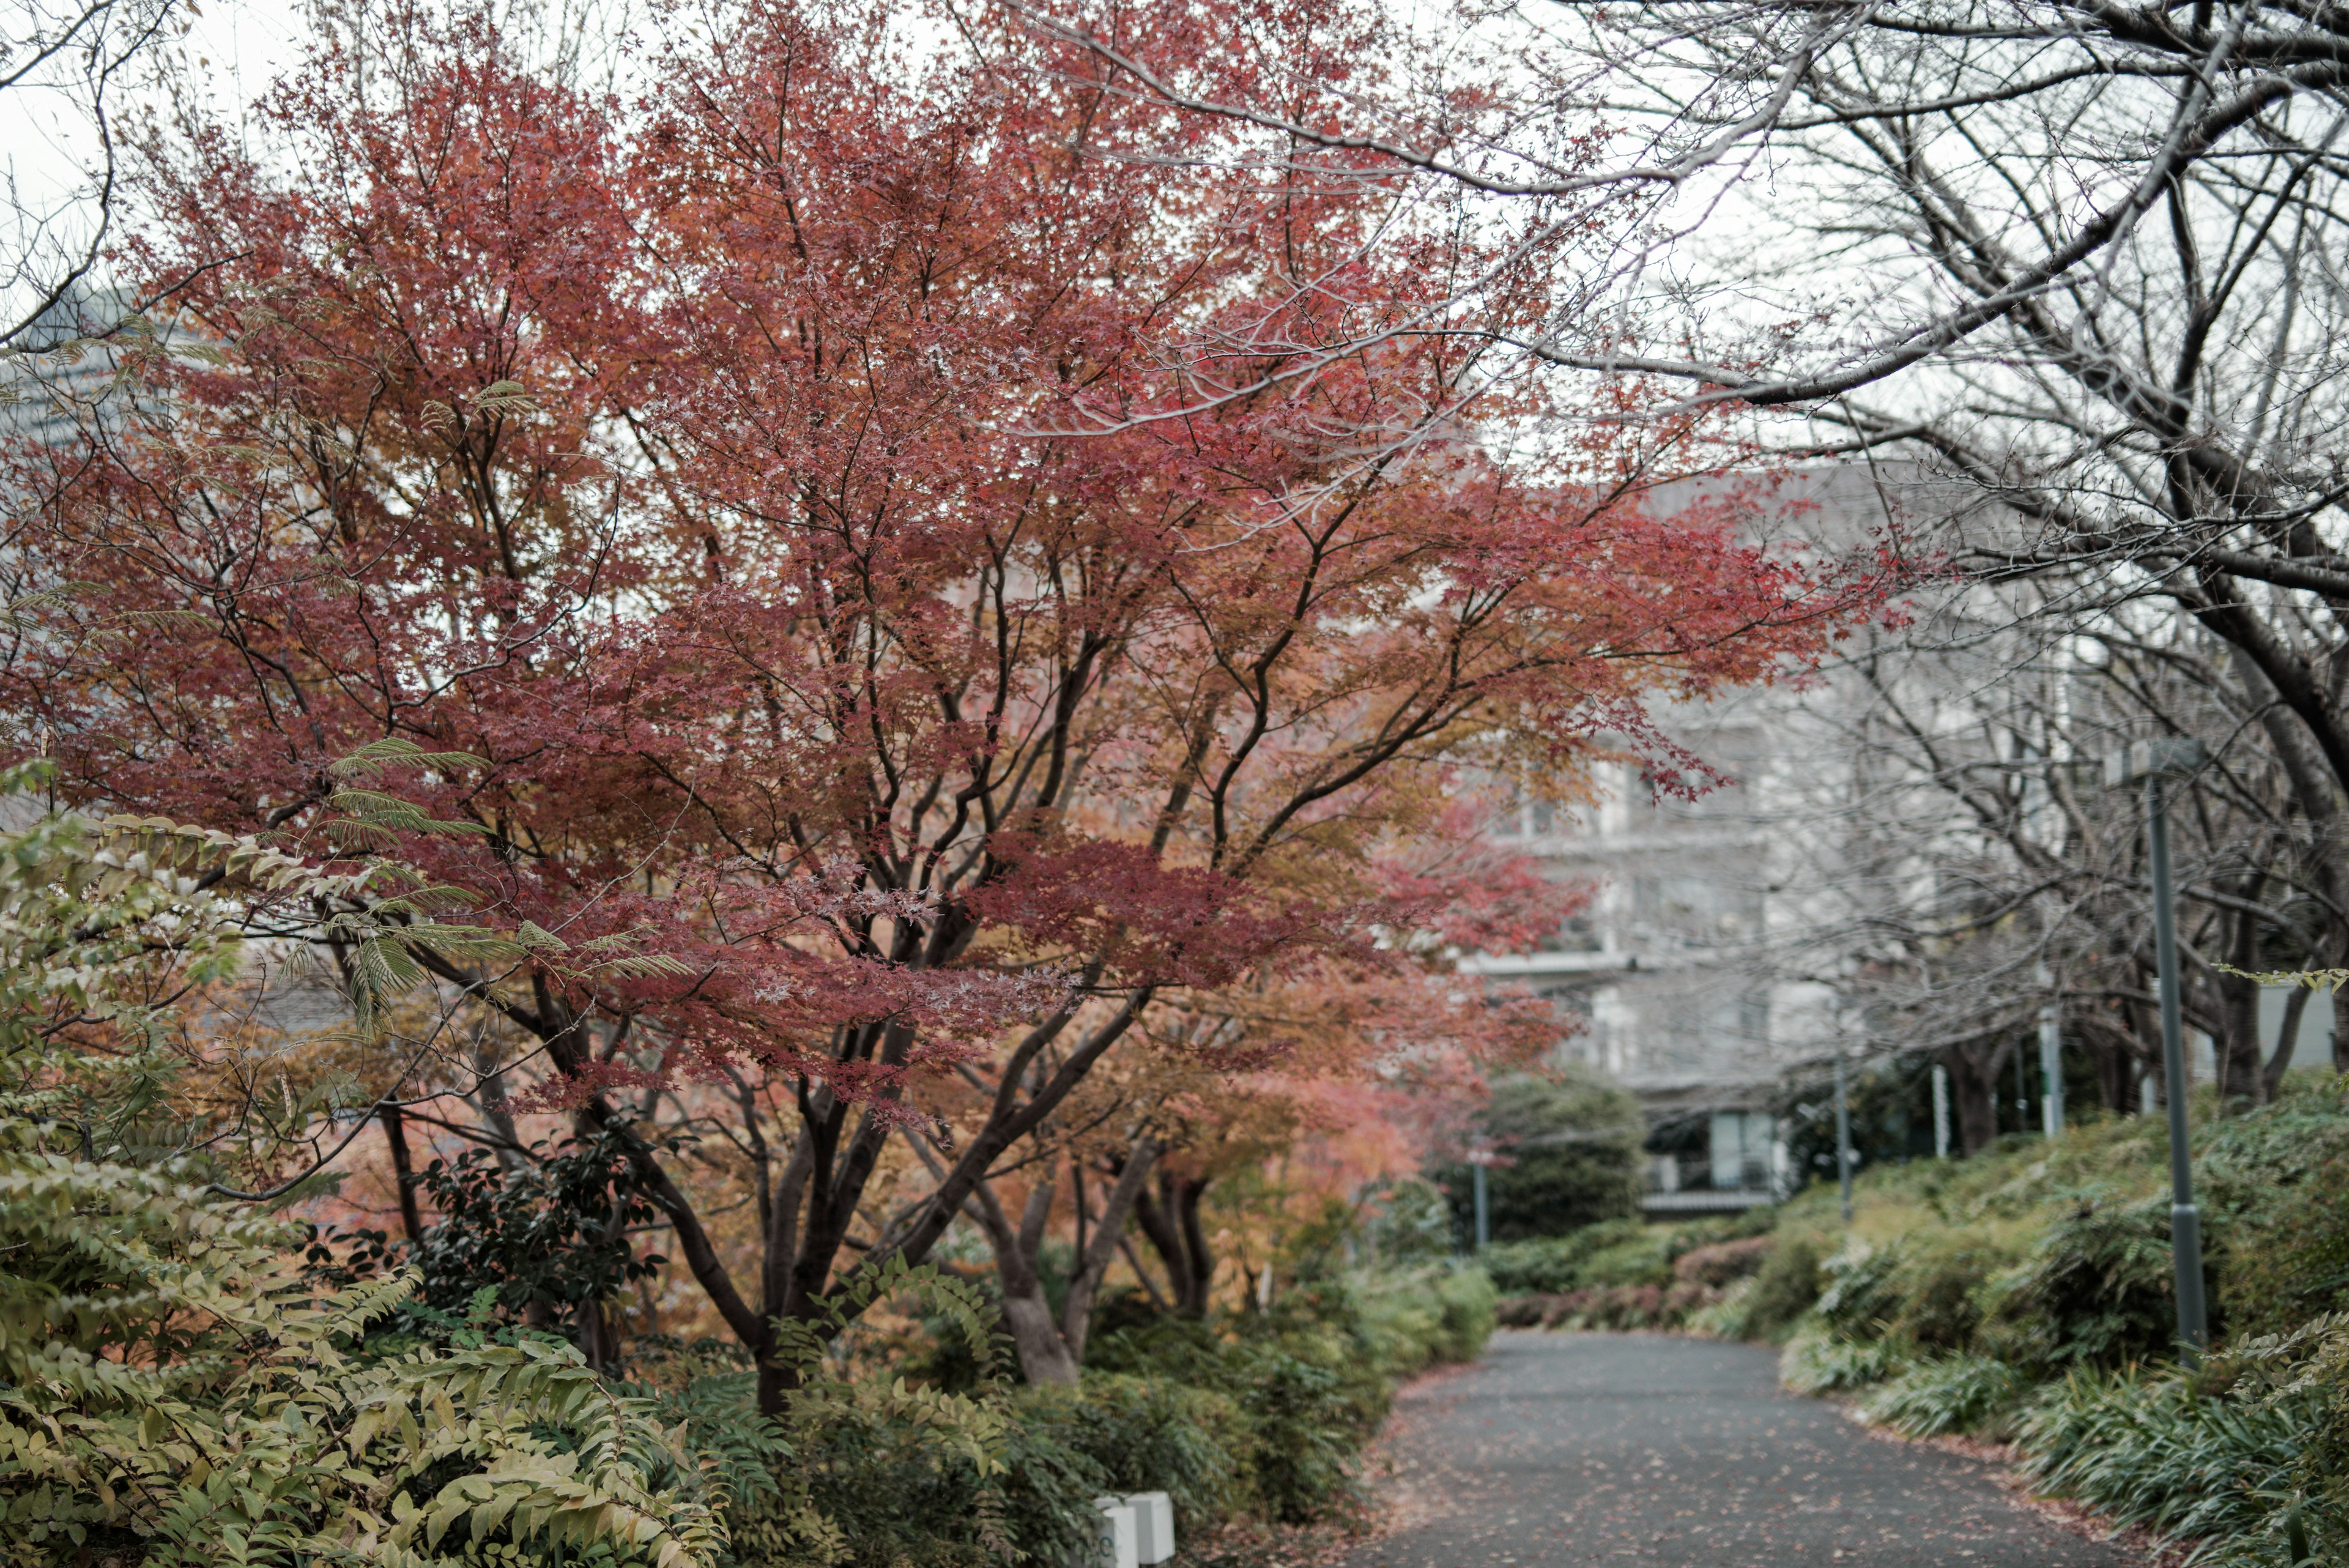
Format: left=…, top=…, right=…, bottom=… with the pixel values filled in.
left=1455, top=471, right=1915, bottom=1213
left=1460, top=716, right=1815, bottom=1213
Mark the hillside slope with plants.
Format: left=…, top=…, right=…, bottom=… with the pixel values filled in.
left=1488, top=1078, right=2349, bottom=1567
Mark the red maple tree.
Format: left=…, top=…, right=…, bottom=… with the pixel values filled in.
left=3, top=0, right=1886, bottom=1402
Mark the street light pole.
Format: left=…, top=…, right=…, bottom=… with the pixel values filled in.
left=1833, top=1047, right=1855, bottom=1223
left=2107, top=739, right=2210, bottom=1362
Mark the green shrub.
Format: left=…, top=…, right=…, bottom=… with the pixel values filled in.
left=2220, top=1149, right=2349, bottom=1342
left=0, top=784, right=731, bottom=1568
left=1352, top=1264, right=1499, bottom=1371
left=1480, top=1219, right=1647, bottom=1295
left=1096, top=1318, right=1375, bottom=1525
left=1086, top=1265, right=1487, bottom=1528
left=1781, top=1318, right=1907, bottom=1394
left=719, top=1365, right=1015, bottom=1568
left=990, top=1376, right=1244, bottom=1562
left=0, top=1124, right=730, bottom=1568
left=1737, top=1235, right=1821, bottom=1342
left=2184, top=1313, right=2349, bottom=1564
left=1880, top=1243, right=2002, bottom=1352
left=1814, top=1240, right=1908, bottom=1342
left=1989, top=1200, right=2187, bottom=1372
left=1576, top=1228, right=1677, bottom=1290
left=1862, top=1354, right=2033, bottom=1440
left=643, top=1286, right=1255, bottom=1568
left=2019, top=1369, right=2307, bottom=1553
left=1674, top=1236, right=1775, bottom=1288
left=1430, top=1268, right=1500, bottom=1362
left=1683, top=1277, right=1758, bottom=1339
left=1433, top=1073, right=1644, bottom=1242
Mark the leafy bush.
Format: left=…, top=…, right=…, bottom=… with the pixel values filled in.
left=1862, top=1354, right=2033, bottom=1440
left=1009, top=1375, right=1243, bottom=1541
left=404, top=1132, right=668, bottom=1334
left=0, top=1119, right=729, bottom=1568
left=2019, top=1369, right=2307, bottom=1552
left=1987, top=1200, right=2187, bottom=1373
left=1096, top=1321, right=1371, bottom=1525
left=1675, top=1236, right=1775, bottom=1288
left=1814, top=1240, right=1909, bottom=1342
left=1084, top=1265, right=1491, bottom=1527
left=1736, top=1235, right=1821, bottom=1342
left=2219, top=1149, right=2349, bottom=1342
left=0, top=781, right=729, bottom=1567
left=1679, top=1277, right=1751, bottom=1337
left=1480, top=1215, right=1768, bottom=1301
left=1356, top=1266, right=1497, bottom=1372
left=1479, top=1219, right=1648, bottom=1295
left=1779, top=1319, right=1908, bottom=1394
left=1879, top=1243, right=2003, bottom=1352
left=1432, top=1073, right=1644, bottom=1242
left=1745, top=1083, right=2349, bottom=1566
left=2176, top=1313, right=2349, bottom=1565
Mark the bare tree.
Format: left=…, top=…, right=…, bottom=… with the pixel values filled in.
left=1769, top=560, right=2339, bottom=1137
left=1, top=0, right=176, bottom=348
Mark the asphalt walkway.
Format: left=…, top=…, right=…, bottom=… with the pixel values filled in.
left=1342, top=1331, right=2139, bottom=1568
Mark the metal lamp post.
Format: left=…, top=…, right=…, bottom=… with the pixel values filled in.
left=2105, top=738, right=2211, bottom=1362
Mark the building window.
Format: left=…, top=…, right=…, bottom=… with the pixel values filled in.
left=1709, top=1110, right=1776, bottom=1191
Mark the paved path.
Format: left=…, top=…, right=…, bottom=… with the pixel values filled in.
left=1343, top=1331, right=2138, bottom=1568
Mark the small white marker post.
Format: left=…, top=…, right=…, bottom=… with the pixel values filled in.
left=1123, top=1493, right=1174, bottom=1565
left=1091, top=1498, right=1138, bottom=1568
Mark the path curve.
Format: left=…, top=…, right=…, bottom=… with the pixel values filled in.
left=1343, top=1330, right=2138, bottom=1568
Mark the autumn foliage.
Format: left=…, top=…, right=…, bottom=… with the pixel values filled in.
left=1, top=0, right=1885, bottom=1397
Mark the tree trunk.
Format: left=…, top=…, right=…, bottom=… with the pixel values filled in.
left=974, top=1175, right=1080, bottom=1386
left=378, top=1101, right=425, bottom=1244
left=970, top=1139, right=1161, bottom=1381
left=2334, top=983, right=2349, bottom=1074
left=1001, top=1286, right=1080, bottom=1386
left=1135, top=1170, right=1215, bottom=1313
left=2124, top=986, right=2175, bottom=1112
left=473, top=1036, right=526, bottom=1176
left=1177, top=1176, right=1214, bottom=1308
left=1058, top=1141, right=1159, bottom=1364
left=2077, top=1010, right=2145, bottom=1114
left=2263, top=983, right=2312, bottom=1104
left=2214, top=893, right=2266, bottom=1110
left=1945, top=1039, right=2011, bottom=1155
